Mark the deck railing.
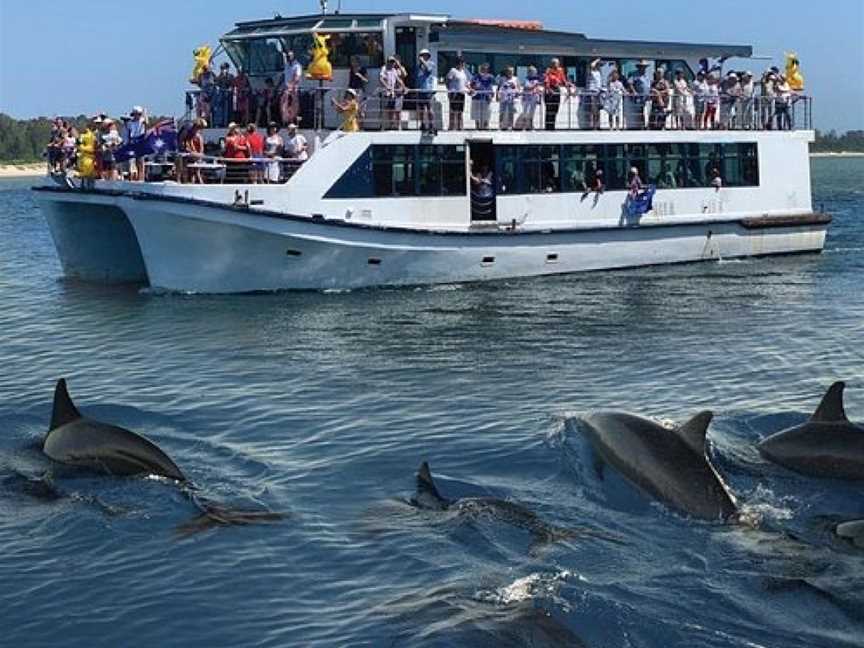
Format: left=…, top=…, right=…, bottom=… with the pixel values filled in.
left=187, top=86, right=813, bottom=133
left=138, top=152, right=304, bottom=185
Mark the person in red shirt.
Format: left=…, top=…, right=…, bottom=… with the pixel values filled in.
left=223, top=122, right=250, bottom=183
left=543, top=58, right=569, bottom=131
left=246, top=123, right=265, bottom=183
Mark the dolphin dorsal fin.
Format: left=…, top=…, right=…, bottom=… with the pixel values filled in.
left=50, top=379, right=82, bottom=431
left=416, top=461, right=446, bottom=506
left=811, top=382, right=848, bottom=423
left=676, top=411, right=714, bottom=455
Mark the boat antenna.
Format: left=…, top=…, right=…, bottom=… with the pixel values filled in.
left=319, top=0, right=328, bottom=15
left=336, top=0, right=342, bottom=13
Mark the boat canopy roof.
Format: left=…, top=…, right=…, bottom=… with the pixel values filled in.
left=221, top=12, right=752, bottom=59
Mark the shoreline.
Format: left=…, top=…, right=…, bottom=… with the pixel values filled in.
left=0, top=163, right=45, bottom=178
left=810, top=151, right=864, bottom=158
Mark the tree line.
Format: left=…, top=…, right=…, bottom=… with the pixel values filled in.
left=0, top=112, right=862, bottom=163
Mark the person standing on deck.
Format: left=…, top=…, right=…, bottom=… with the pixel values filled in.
left=281, top=50, right=303, bottom=126
left=125, top=106, right=147, bottom=181
left=520, top=66, right=543, bottom=130
left=232, top=67, right=252, bottom=126
left=284, top=123, right=308, bottom=162
left=739, top=71, right=755, bottom=129
left=628, top=60, right=652, bottom=129
left=497, top=67, right=520, bottom=131
left=692, top=72, right=708, bottom=129
left=445, top=57, right=469, bottom=131
left=246, top=123, right=265, bottom=183
left=543, top=58, right=568, bottom=130
left=585, top=58, right=604, bottom=129
left=215, top=63, right=234, bottom=128
left=332, top=89, right=361, bottom=132
left=470, top=63, right=495, bottom=131
left=379, top=57, right=406, bottom=130
left=672, top=70, right=692, bottom=130
left=415, top=49, right=438, bottom=134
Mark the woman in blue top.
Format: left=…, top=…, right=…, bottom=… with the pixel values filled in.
left=470, top=63, right=495, bottom=131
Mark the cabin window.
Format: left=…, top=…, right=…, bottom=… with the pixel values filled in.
left=325, top=145, right=466, bottom=199
left=324, top=31, right=384, bottom=68
left=495, top=142, right=759, bottom=195
left=240, top=38, right=286, bottom=75
left=280, top=33, right=315, bottom=67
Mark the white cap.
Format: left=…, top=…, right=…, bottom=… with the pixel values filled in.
left=419, top=48, right=431, bottom=56
left=346, top=88, right=358, bottom=96
left=131, top=105, right=144, bottom=114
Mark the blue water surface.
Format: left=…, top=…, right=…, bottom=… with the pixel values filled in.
left=0, top=158, right=862, bottom=647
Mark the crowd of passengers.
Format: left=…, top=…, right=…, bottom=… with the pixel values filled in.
left=191, top=50, right=803, bottom=133
left=45, top=109, right=147, bottom=181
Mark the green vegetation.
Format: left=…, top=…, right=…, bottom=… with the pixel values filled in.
left=0, top=114, right=91, bottom=163
left=811, top=130, right=864, bottom=153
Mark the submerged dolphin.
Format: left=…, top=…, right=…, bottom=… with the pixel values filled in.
left=412, top=462, right=614, bottom=549
left=579, top=410, right=737, bottom=521
left=43, top=379, right=283, bottom=533
left=835, top=520, right=864, bottom=549
left=757, top=382, right=864, bottom=480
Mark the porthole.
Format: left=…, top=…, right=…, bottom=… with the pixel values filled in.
left=286, top=249, right=302, bottom=257
left=481, top=256, right=495, bottom=266
left=546, top=253, right=559, bottom=264
left=368, top=257, right=382, bottom=266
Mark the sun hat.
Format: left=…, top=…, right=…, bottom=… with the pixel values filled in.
left=287, top=123, right=297, bottom=130
left=130, top=105, right=144, bottom=115
left=346, top=88, right=358, bottom=96
left=419, top=48, right=431, bottom=57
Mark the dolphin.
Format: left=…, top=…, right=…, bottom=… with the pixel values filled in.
left=578, top=410, right=737, bottom=521
left=835, top=520, right=864, bottom=549
left=412, top=462, right=616, bottom=550
left=757, top=382, right=864, bottom=480
left=43, top=378, right=283, bottom=534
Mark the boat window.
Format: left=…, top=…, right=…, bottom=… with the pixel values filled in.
left=325, top=145, right=467, bottom=199
left=325, top=32, right=384, bottom=68
left=242, top=38, right=285, bottom=75
left=223, top=40, right=249, bottom=72
left=319, top=18, right=354, bottom=29
left=437, top=51, right=566, bottom=79
left=495, top=143, right=759, bottom=194
left=280, top=33, right=315, bottom=66
left=355, top=18, right=383, bottom=28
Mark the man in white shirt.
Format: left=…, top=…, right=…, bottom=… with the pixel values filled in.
left=445, top=57, right=469, bottom=130
left=126, top=106, right=147, bottom=181
left=284, top=124, right=308, bottom=162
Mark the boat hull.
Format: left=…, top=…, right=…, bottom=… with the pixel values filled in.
left=119, top=195, right=828, bottom=293
left=34, top=190, right=148, bottom=284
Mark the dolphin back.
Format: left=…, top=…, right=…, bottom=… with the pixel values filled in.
left=412, top=461, right=449, bottom=510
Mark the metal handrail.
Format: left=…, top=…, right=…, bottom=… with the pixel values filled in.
left=185, top=82, right=813, bottom=132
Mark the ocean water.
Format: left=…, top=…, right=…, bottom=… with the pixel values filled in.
left=0, top=158, right=862, bottom=647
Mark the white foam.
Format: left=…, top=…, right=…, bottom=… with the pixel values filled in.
left=474, top=569, right=580, bottom=606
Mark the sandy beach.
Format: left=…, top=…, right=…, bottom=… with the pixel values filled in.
left=0, top=163, right=45, bottom=178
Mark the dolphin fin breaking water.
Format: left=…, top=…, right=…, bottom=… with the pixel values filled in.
left=757, top=382, right=864, bottom=480
left=811, top=381, right=848, bottom=422
left=42, top=379, right=284, bottom=534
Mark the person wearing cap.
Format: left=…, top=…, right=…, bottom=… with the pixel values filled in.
left=628, top=166, right=644, bottom=199
left=332, top=89, right=360, bottom=133
left=584, top=58, right=604, bottom=130
left=445, top=57, right=469, bottom=131
left=704, top=75, right=720, bottom=129
left=125, top=106, right=148, bottom=181
left=224, top=122, right=250, bottom=159
left=99, top=119, right=123, bottom=181
left=774, top=74, right=793, bottom=130
left=284, top=123, right=308, bottom=163
left=379, top=56, right=406, bottom=130
left=415, top=48, right=438, bottom=134
left=720, top=72, right=741, bottom=129
left=626, top=60, right=652, bottom=129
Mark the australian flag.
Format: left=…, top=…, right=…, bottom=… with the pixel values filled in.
left=115, top=118, right=178, bottom=161
left=626, top=184, right=656, bottom=219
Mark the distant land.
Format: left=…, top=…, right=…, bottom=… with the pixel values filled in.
left=1, top=113, right=862, bottom=164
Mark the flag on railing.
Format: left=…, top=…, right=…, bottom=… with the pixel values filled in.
left=115, top=119, right=178, bottom=161
left=626, top=185, right=656, bottom=218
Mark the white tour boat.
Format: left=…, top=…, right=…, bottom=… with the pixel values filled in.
left=34, top=11, right=829, bottom=293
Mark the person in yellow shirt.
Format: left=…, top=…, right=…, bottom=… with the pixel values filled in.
left=332, top=89, right=360, bottom=132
